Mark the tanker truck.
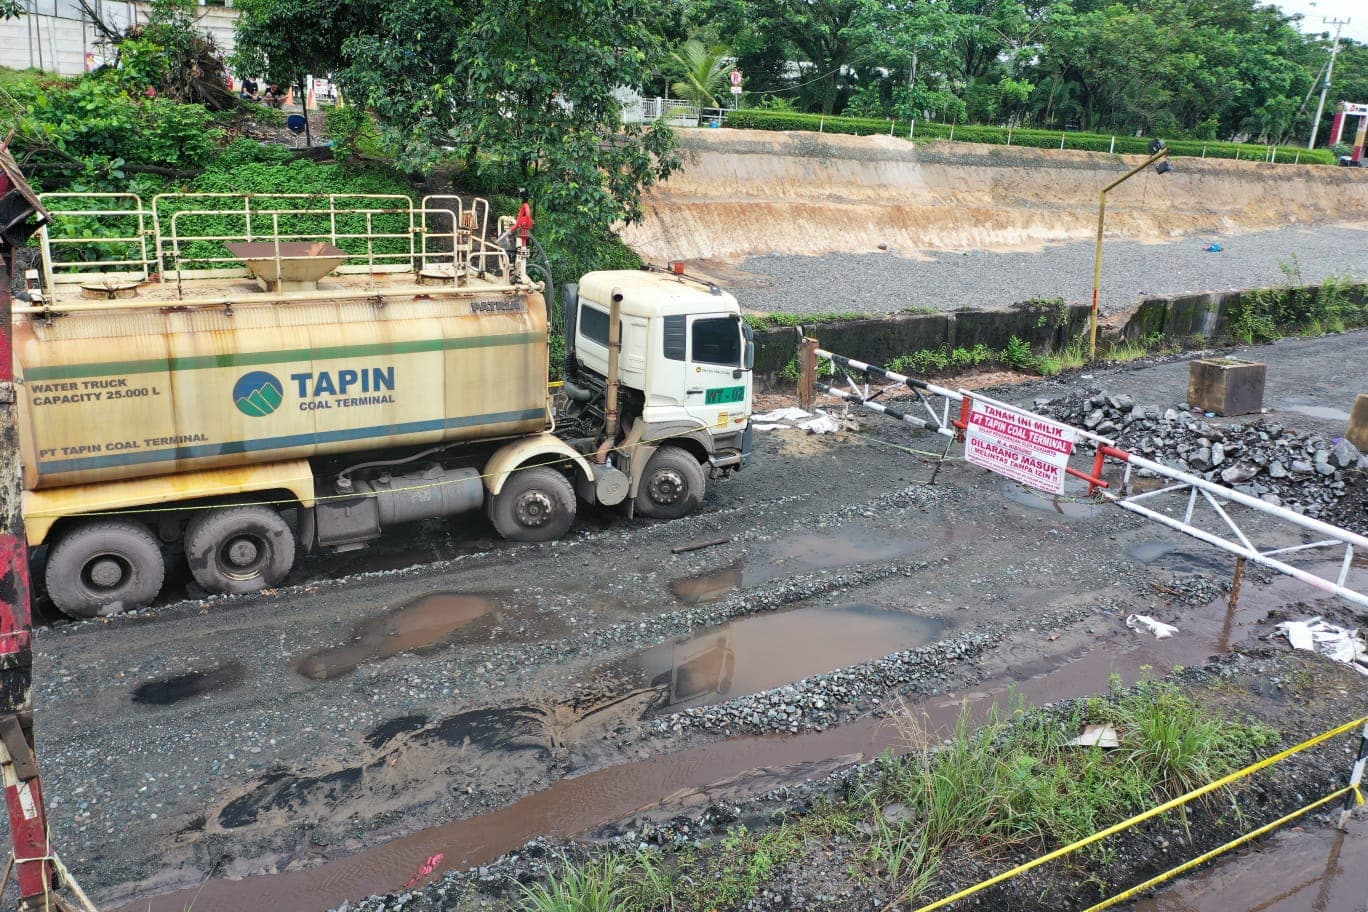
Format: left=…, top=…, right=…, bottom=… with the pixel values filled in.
left=13, top=192, right=753, bottom=617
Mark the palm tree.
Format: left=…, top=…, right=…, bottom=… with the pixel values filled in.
left=669, top=39, right=732, bottom=108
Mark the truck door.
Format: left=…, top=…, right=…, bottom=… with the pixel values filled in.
left=684, top=314, right=749, bottom=433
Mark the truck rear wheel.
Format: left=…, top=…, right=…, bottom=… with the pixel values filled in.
left=635, top=446, right=706, bottom=519
left=488, top=467, right=576, bottom=543
left=185, top=506, right=296, bottom=595
left=46, top=520, right=165, bottom=618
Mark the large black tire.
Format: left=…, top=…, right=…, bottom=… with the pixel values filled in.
left=45, top=520, right=165, bottom=618
left=634, top=446, right=707, bottom=520
left=184, top=506, right=295, bottom=595
left=488, top=467, right=576, bottom=543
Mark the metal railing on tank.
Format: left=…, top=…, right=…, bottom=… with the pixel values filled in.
left=26, top=192, right=524, bottom=312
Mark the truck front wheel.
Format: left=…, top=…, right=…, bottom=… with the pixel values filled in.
left=635, top=446, right=706, bottom=520
left=185, top=506, right=296, bottom=595
left=46, top=520, right=166, bottom=618
left=488, top=467, right=576, bottom=542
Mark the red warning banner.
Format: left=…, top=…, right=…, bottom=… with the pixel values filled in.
left=964, top=399, right=1077, bottom=494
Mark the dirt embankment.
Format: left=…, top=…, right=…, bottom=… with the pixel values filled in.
left=623, top=130, right=1368, bottom=262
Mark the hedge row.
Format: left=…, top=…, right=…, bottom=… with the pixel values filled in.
left=723, top=109, right=1338, bottom=166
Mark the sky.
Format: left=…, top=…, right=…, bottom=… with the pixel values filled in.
left=1275, top=0, right=1368, bottom=45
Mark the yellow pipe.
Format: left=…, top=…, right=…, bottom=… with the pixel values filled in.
left=1089, top=148, right=1170, bottom=361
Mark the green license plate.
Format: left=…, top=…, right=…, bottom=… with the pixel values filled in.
left=705, top=385, right=746, bottom=405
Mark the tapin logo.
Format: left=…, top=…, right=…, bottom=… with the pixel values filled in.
left=233, top=371, right=284, bottom=417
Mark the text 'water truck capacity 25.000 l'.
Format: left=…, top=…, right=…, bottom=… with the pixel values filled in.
left=15, top=193, right=753, bottom=617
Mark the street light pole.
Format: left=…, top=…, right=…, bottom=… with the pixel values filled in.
left=1309, top=17, right=1350, bottom=150
left=1090, top=147, right=1170, bottom=361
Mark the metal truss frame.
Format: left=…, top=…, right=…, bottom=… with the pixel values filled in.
left=813, top=347, right=1368, bottom=610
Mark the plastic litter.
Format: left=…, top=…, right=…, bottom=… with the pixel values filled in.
left=752, top=407, right=843, bottom=434
left=1276, top=618, right=1368, bottom=675
left=1125, top=613, right=1179, bottom=639
left=403, top=852, right=445, bottom=888
left=1067, top=724, right=1120, bottom=748
left=1205, top=243, right=1223, bottom=252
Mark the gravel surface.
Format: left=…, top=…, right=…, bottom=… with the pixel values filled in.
left=15, top=333, right=1368, bottom=912
left=738, top=224, right=1368, bottom=315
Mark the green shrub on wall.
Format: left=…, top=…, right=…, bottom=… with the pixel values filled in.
left=724, top=109, right=1337, bottom=166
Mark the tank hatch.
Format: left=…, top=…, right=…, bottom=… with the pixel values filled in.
left=226, top=240, right=349, bottom=292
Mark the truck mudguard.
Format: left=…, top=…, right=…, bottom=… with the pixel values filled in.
left=483, top=434, right=594, bottom=496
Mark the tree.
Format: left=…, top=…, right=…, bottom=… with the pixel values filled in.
left=1, top=0, right=23, bottom=19
left=343, top=0, right=679, bottom=256
left=670, top=39, right=733, bottom=108
left=232, top=0, right=373, bottom=146
left=693, top=0, right=882, bottom=114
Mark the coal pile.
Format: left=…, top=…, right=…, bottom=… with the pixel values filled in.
left=1035, top=389, right=1368, bottom=528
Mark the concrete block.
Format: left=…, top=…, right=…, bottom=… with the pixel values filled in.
left=1348, top=394, right=1368, bottom=453
left=1187, top=358, right=1266, bottom=416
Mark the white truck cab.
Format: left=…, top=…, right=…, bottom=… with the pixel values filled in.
left=561, top=268, right=754, bottom=518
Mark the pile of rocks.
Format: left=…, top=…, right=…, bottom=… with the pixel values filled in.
left=1035, top=389, right=1367, bottom=521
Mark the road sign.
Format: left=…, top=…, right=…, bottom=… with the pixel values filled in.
left=730, top=70, right=742, bottom=87
left=963, top=399, right=1077, bottom=494
left=730, top=86, right=743, bottom=94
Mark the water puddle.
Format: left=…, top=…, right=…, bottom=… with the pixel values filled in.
left=1125, top=539, right=1231, bottom=575
left=291, top=592, right=566, bottom=681
left=131, top=663, right=246, bottom=706
left=999, top=479, right=1108, bottom=519
left=1280, top=403, right=1351, bottom=423
left=122, top=567, right=1365, bottom=912
left=596, top=603, right=946, bottom=714
left=1134, top=815, right=1368, bottom=912
left=669, top=530, right=929, bottom=605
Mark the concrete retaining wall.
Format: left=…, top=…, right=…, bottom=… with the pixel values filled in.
left=755, top=283, right=1368, bottom=381
left=754, top=302, right=1091, bottom=375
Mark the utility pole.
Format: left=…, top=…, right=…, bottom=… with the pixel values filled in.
left=1309, top=17, right=1350, bottom=149
left=907, top=49, right=918, bottom=138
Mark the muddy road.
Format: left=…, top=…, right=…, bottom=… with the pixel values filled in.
left=15, top=331, right=1368, bottom=911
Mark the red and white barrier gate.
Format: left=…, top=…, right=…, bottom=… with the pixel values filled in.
left=811, top=344, right=1368, bottom=611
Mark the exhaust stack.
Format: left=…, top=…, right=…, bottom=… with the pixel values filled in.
left=603, top=286, right=623, bottom=439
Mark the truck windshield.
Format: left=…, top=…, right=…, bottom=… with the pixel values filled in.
left=692, top=317, right=741, bottom=366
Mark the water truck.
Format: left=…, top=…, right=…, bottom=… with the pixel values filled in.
left=13, top=192, right=753, bottom=617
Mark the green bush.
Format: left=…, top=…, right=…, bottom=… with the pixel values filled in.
left=6, top=69, right=222, bottom=171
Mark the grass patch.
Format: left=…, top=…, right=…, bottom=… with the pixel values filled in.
left=521, top=825, right=807, bottom=912
left=744, top=310, right=869, bottom=330
left=853, top=682, right=1278, bottom=905
left=519, top=854, right=623, bottom=912
left=513, top=681, right=1278, bottom=912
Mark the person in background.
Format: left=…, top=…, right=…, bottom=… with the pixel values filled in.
left=241, top=78, right=259, bottom=101
left=263, top=84, right=285, bottom=108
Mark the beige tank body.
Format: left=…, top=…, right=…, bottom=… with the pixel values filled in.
left=14, top=290, right=549, bottom=490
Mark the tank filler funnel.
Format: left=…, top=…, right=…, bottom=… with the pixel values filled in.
left=226, top=241, right=350, bottom=292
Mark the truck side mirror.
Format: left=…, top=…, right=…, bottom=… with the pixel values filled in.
left=742, top=322, right=755, bottom=371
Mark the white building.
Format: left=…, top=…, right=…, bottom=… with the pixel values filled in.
left=1, top=0, right=239, bottom=76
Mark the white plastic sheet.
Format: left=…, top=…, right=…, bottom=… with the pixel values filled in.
left=1276, top=617, right=1368, bottom=675
left=1125, top=613, right=1179, bottom=639
left=751, top=407, right=843, bottom=434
